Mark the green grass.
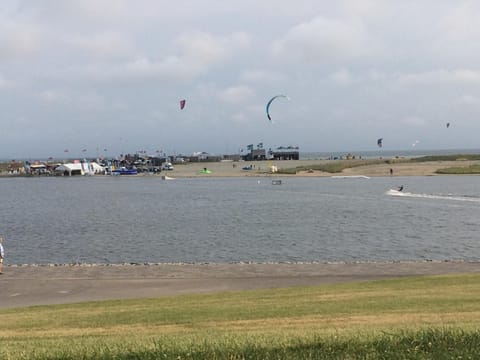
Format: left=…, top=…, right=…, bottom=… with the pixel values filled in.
left=435, top=164, right=480, bottom=174
left=277, top=159, right=399, bottom=174
left=411, top=154, right=480, bottom=162
left=2, top=274, right=480, bottom=359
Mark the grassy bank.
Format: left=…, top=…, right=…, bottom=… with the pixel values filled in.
left=276, top=159, right=400, bottom=174
left=1, top=274, right=480, bottom=359
left=436, top=164, right=480, bottom=174
left=275, top=154, right=480, bottom=175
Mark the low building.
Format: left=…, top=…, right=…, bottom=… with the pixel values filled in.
left=243, top=149, right=266, bottom=161
left=269, top=146, right=300, bottom=160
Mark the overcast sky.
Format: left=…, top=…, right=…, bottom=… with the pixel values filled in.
left=2, top=1, right=480, bottom=159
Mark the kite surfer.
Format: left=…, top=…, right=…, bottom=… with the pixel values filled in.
left=397, top=185, right=404, bottom=192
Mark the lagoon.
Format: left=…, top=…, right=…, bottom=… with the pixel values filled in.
left=1, top=175, right=480, bottom=264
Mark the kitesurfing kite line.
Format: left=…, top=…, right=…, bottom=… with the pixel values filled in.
left=266, top=94, right=289, bottom=122
left=377, top=138, right=383, bottom=148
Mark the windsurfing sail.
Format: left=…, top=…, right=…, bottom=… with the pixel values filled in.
left=180, top=99, right=186, bottom=110
left=266, top=94, right=289, bottom=122
left=377, top=138, right=383, bottom=148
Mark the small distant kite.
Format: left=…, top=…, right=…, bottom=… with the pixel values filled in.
left=446, top=122, right=450, bottom=128
left=266, top=94, right=289, bottom=122
left=180, top=99, right=186, bottom=110
left=377, top=138, right=383, bottom=148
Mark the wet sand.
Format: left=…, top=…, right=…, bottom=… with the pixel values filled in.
left=1, top=261, right=479, bottom=309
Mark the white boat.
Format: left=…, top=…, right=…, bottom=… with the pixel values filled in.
left=162, top=175, right=176, bottom=180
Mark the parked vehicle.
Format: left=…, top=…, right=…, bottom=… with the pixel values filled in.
left=161, top=162, right=174, bottom=171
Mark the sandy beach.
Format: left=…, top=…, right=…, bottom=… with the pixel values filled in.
left=1, top=261, right=480, bottom=309
left=160, top=159, right=480, bottom=178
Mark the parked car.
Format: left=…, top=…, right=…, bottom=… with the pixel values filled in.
left=161, top=162, right=174, bottom=171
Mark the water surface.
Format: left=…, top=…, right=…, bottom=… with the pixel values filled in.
left=1, top=175, right=479, bottom=264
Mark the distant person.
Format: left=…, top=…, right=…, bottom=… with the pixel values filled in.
left=390, top=168, right=393, bottom=176
left=0, top=236, right=4, bottom=274
left=397, top=185, right=404, bottom=192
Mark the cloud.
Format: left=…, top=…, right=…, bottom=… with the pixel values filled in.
left=401, top=115, right=427, bottom=127
left=454, top=94, right=480, bottom=106
left=75, top=31, right=250, bottom=84
left=240, top=69, right=284, bottom=83
left=62, top=31, right=135, bottom=59
left=37, top=89, right=69, bottom=103
left=175, top=31, right=250, bottom=65
left=396, top=69, right=480, bottom=84
left=218, top=85, right=255, bottom=104
left=0, top=20, right=43, bottom=61
left=271, top=16, right=370, bottom=63
left=0, top=74, right=14, bottom=90
left=329, top=68, right=353, bottom=86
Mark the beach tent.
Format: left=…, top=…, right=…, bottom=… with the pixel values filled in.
left=55, top=162, right=105, bottom=176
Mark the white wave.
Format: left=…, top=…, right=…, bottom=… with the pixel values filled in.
left=331, top=175, right=370, bottom=179
left=385, top=189, right=480, bottom=202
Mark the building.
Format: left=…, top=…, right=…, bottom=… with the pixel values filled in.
left=243, top=148, right=266, bottom=161
left=269, top=146, right=300, bottom=160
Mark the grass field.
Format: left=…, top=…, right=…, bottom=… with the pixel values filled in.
left=1, top=274, right=480, bottom=359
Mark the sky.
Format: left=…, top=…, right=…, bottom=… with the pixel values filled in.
left=2, top=0, right=480, bottom=159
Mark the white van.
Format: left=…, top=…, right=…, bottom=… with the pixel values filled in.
left=161, top=162, right=174, bottom=171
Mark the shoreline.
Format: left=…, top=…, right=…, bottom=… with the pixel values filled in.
left=1, top=260, right=479, bottom=309
left=4, top=158, right=480, bottom=178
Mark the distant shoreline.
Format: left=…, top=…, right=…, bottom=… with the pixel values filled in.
left=4, top=158, right=480, bottom=178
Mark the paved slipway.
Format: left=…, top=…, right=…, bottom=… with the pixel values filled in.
left=1, top=261, right=479, bottom=309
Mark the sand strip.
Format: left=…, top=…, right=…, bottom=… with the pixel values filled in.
left=1, top=261, right=479, bottom=309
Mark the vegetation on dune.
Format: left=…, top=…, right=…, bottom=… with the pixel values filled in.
left=276, top=158, right=406, bottom=174
left=436, top=164, right=480, bottom=174
left=411, top=154, right=480, bottom=162
left=274, top=154, right=480, bottom=174
left=1, top=274, right=480, bottom=359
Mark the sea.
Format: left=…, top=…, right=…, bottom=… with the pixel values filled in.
left=1, top=172, right=480, bottom=265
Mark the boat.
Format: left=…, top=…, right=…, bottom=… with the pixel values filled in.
left=162, top=175, right=176, bottom=180
left=112, top=167, right=138, bottom=175
left=271, top=179, right=282, bottom=185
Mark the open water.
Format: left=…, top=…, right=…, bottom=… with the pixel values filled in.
left=1, top=175, right=479, bottom=265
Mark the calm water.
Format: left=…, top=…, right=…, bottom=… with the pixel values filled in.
left=1, top=175, right=479, bottom=264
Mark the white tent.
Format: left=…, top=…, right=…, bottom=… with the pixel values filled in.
left=55, top=162, right=105, bottom=176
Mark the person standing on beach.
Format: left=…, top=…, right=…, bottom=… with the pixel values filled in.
left=0, top=236, right=4, bottom=274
